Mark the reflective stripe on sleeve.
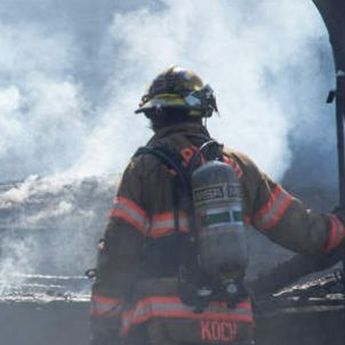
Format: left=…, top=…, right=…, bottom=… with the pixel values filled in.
left=91, top=295, right=122, bottom=318
left=110, top=197, right=149, bottom=234
left=223, top=155, right=243, bottom=178
left=324, top=215, right=345, bottom=253
left=121, top=297, right=253, bottom=335
left=149, top=211, right=189, bottom=238
left=253, top=185, right=293, bottom=231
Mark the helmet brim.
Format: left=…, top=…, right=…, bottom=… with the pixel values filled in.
left=134, top=94, right=187, bottom=114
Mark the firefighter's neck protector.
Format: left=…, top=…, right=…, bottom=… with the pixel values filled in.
left=135, top=66, right=218, bottom=118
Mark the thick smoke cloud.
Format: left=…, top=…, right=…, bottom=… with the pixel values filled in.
left=0, top=174, right=115, bottom=292
left=0, top=0, right=335, bottom=182
left=72, top=0, right=334, bottom=182
left=0, top=0, right=338, bottom=281
left=0, top=21, right=87, bottom=180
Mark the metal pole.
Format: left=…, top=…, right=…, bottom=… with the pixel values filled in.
left=335, top=71, right=345, bottom=208
left=334, top=71, right=345, bottom=345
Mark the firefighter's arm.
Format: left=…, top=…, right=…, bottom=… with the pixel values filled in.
left=90, top=160, right=147, bottom=345
left=231, top=151, right=345, bottom=255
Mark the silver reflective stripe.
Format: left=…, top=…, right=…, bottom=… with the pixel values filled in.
left=151, top=215, right=188, bottom=231
left=113, top=203, right=149, bottom=231
left=122, top=300, right=251, bottom=330
left=93, top=302, right=121, bottom=314
left=91, top=298, right=122, bottom=316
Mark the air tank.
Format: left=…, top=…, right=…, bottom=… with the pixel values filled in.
left=192, top=160, right=249, bottom=280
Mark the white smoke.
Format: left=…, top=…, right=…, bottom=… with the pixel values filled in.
left=0, top=0, right=336, bottom=281
left=72, top=0, right=331, bottom=180
left=0, top=22, right=88, bottom=181
left=0, top=174, right=116, bottom=281
left=0, top=0, right=333, bottom=181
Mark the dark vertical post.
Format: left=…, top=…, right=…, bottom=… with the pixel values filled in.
left=335, top=72, right=345, bottom=345
left=336, top=72, right=345, bottom=208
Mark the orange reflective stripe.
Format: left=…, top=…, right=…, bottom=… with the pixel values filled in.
left=324, top=215, right=345, bottom=253
left=149, top=211, right=189, bottom=238
left=115, top=197, right=147, bottom=218
left=121, top=296, right=253, bottom=335
left=110, top=197, right=149, bottom=234
left=91, top=294, right=122, bottom=318
left=253, top=185, right=292, bottom=231
left=181, top=146, right=197, bottom=165
left=223, top=155, right=243, bottom=178
left=92, top=295, right=121, bottom=305
left=235, top=300, right=252, bottom=310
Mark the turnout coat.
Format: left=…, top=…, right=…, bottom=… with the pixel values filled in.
left=90, top=122, right=345, bottom=345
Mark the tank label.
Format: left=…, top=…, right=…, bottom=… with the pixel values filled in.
left=227, top=184, right=242, bottom=198
left=194, top=183, right=241, bottom=204
left=194, top=185, right=224, bottom=203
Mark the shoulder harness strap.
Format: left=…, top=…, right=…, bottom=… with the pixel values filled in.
left=134, top=146, right=189, bottom=190
left=134, top=140, right=223, bottom=234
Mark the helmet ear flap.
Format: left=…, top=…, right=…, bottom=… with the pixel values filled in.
left=206, top=94, right=218, bottom=117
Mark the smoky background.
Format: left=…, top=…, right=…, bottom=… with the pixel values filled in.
left=0, top=0, right=338, bottom=285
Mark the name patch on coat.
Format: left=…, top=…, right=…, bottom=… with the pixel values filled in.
left=200, top=320, right=238, bottom=342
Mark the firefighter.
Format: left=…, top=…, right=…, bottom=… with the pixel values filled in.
left=90, top=66, right=345, bottom=345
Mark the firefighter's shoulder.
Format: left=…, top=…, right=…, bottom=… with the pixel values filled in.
left=222, top=147, right=263, bottom=182
left=125, top=148, right=162, bottom=178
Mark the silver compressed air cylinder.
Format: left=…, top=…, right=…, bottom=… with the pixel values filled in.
left=192, top=160, right=249, bottom=280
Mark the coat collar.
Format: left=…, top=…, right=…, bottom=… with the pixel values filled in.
left=149, top=123, right=211, bottom=142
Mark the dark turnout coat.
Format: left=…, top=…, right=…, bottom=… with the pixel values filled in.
left=90, top=123, right=345, bottom=345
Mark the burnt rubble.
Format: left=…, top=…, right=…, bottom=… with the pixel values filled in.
left=0, top=175, right=343, bottom=345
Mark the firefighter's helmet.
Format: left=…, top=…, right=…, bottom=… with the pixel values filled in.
left=135, top=66, right=218, bottom=118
